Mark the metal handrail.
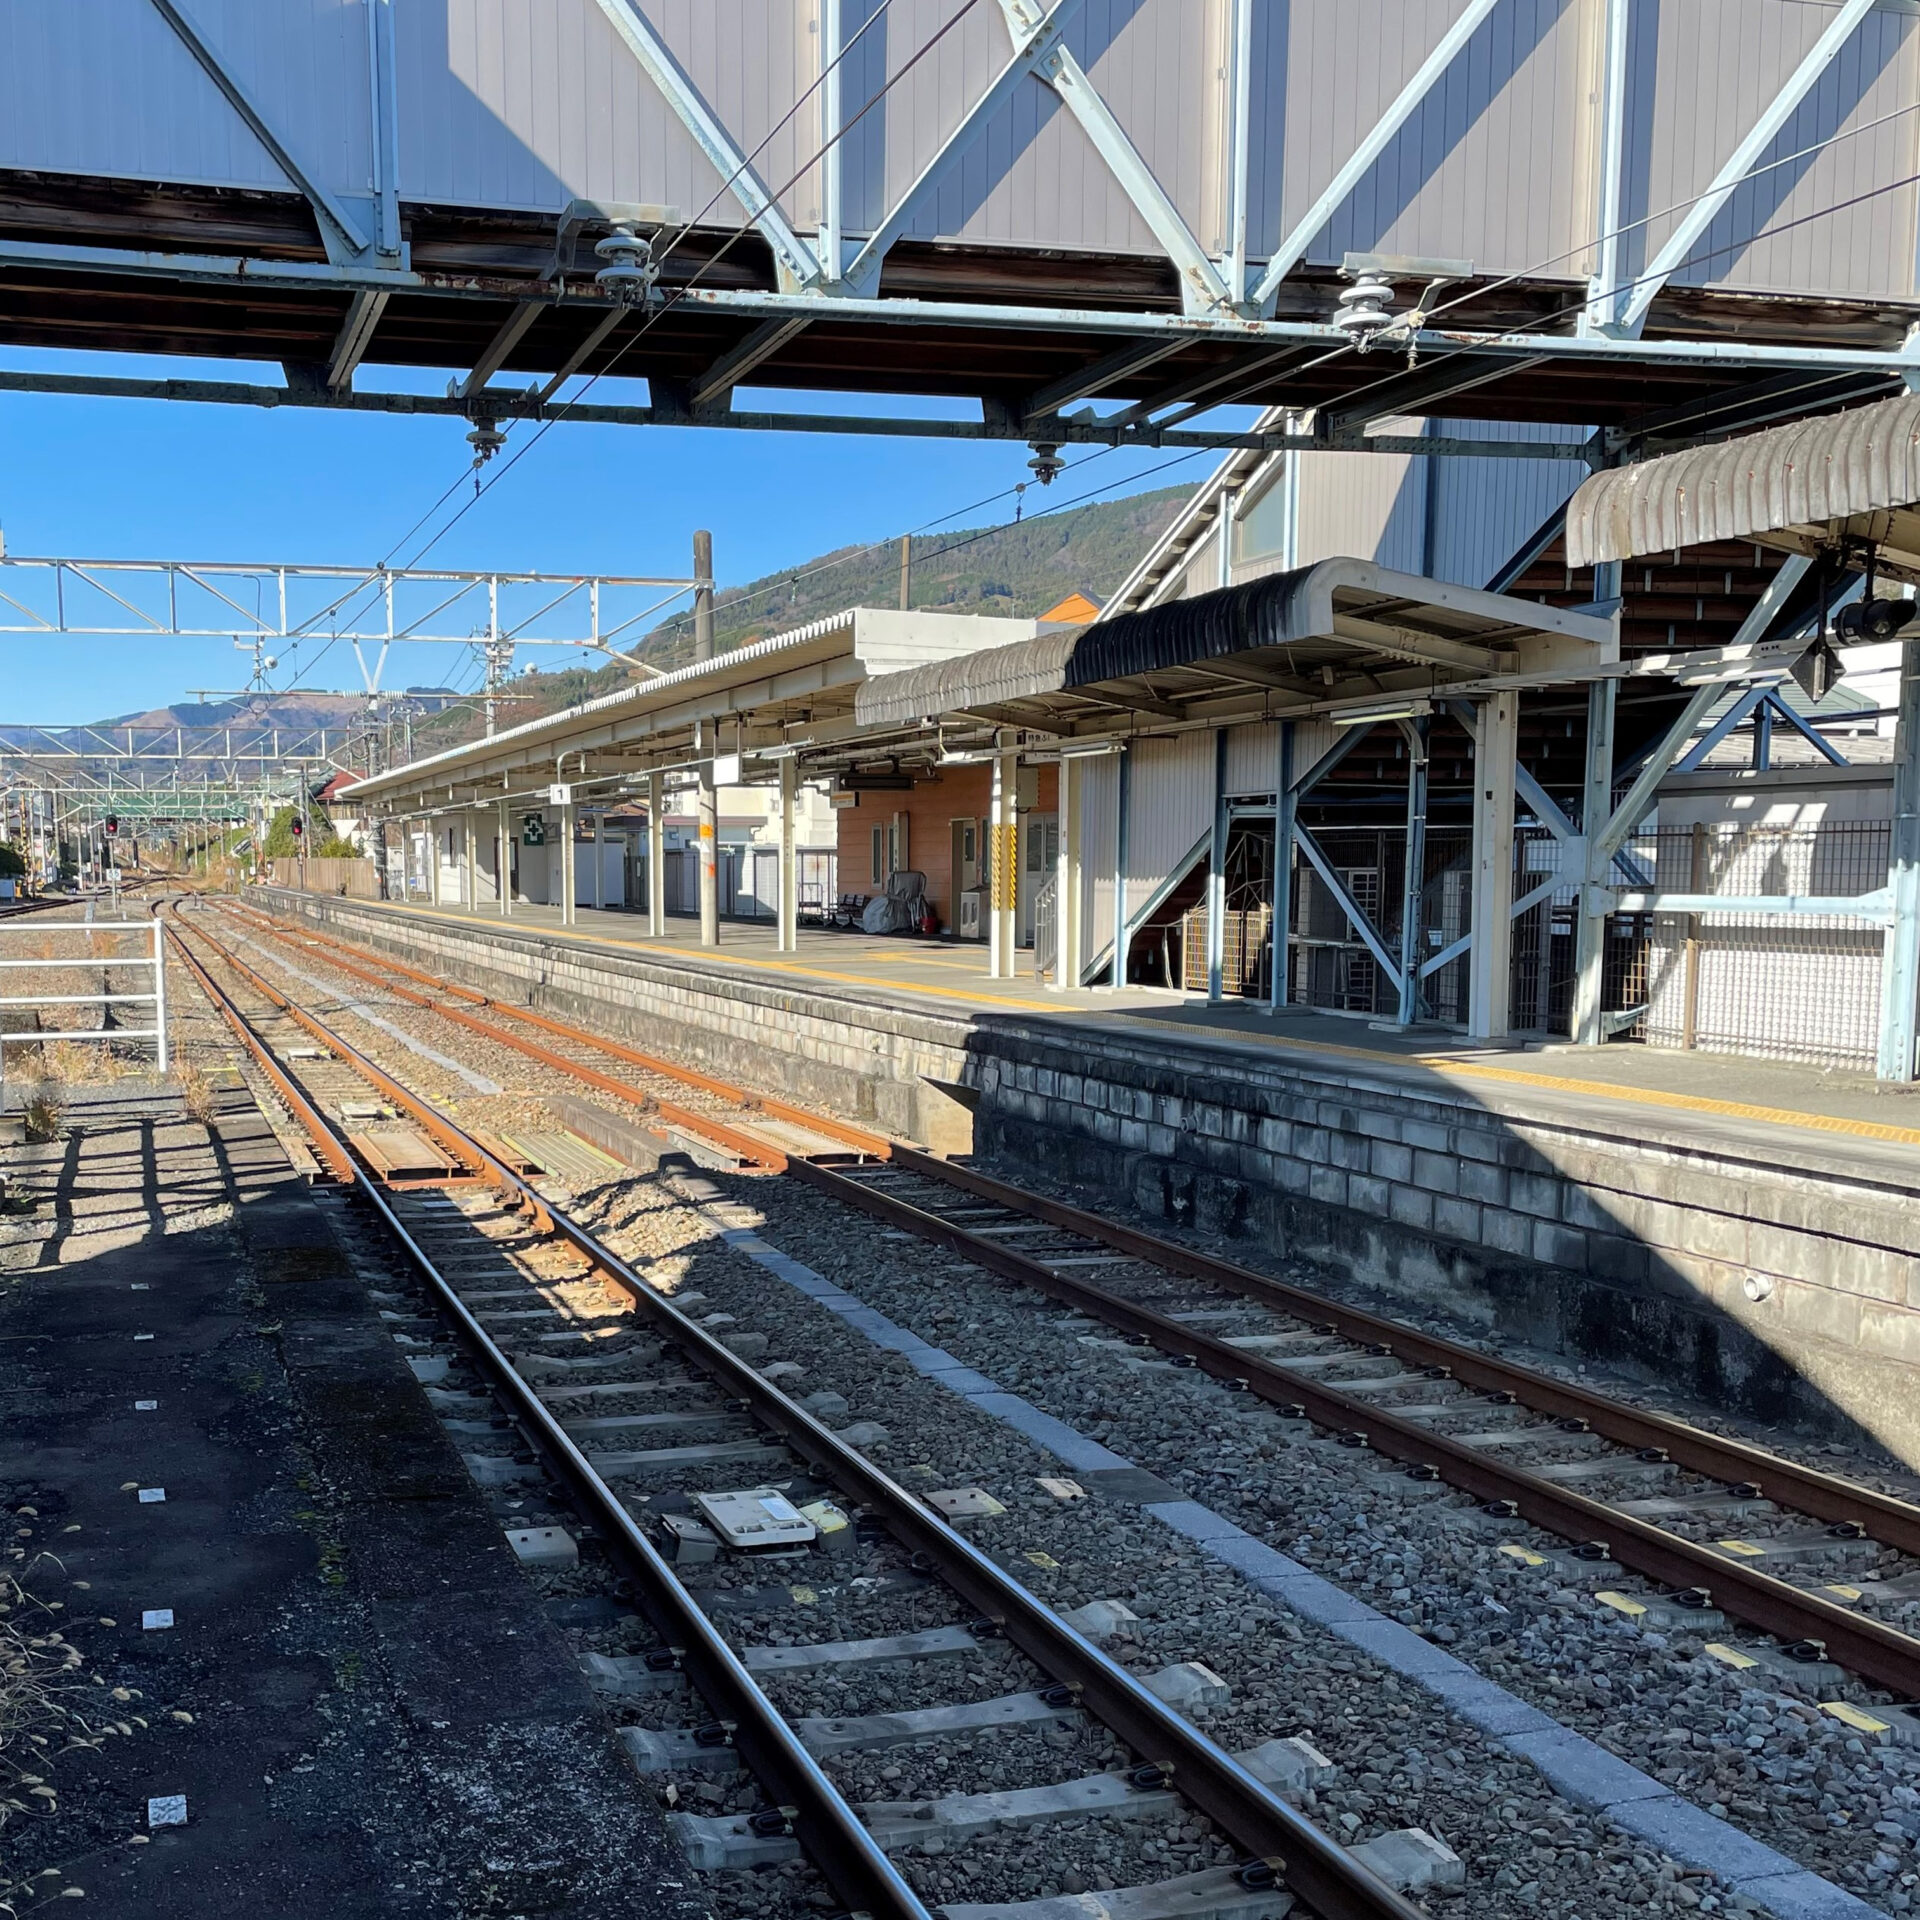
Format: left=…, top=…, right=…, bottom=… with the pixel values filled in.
left=0, top=915, right=167, bottom=1094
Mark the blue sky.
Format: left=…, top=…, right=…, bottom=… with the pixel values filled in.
left=0, top=349, right=1211, bottom=727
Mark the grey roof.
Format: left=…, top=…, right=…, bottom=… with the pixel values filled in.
left=1566, top=395, right=1920, bottom=572
left=855, top=557, right=1613, bottom=732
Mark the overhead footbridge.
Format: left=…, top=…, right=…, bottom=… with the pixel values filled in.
left=5, top=0, right=1920, bottom=455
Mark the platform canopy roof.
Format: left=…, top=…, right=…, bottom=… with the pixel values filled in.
left=853, top=559, right=1616, bottom=739
left=344, top=562, right=1646, bottom=811
left=1566, top=395, right=1920, bottom=580
left=341, top=606, right=1043, bottom=812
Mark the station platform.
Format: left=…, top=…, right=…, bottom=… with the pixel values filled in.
left=0, top=1070, right=702, bottom=1918
left=307, top=894, right=1920, bottom=1174
left=256, top=886, right=1920, bottom=1462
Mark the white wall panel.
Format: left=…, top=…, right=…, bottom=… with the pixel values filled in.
left=1225, top=721, right=1281, bottom=799
left=0, top=0, right=1911, bottom=307
left=0, top=0, right=365, bottom=196
left=1425, top=420, right=1587, bottom=588
left=1293, top=449, right=1429, bottom=572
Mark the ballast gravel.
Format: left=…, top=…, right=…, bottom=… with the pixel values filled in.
left=551, top=1174, right=1751, bottom=1919
left=209, top=920, right=1915, bottom=1915
left=735, top=1174, right=1920, bottom=1917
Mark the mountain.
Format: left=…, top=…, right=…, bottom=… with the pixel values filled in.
left=403, top=482, right=1192, bottom=754
left=10, top=483, right=1192, bottom=772
left=635, top=483, right=1190, bottom=670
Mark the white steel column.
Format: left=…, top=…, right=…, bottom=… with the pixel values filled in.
left=151, top=918, right=170, bottom=1075
left=1395, top=718, right=1432, bottom=1027
left=1266, top=722, right=1295, bottom=1014
left=1581, top=0, right=1632, bottom=335
left=464, top=812, right=478, bottom=913
left=560, top=802, right=577, bottom=926
left=1109, top=749, right=1132, bottom=991
left=1467, top=692, right=1519, bottom=1039
left=1879, top=636, right=1920, bottom=1080
left=647, top=771, right=666, bottom=938
left=777, top=756, right=799, bottom=954
left=1205, top=728, right=1229, bottom=1002
left=1053, top=754, right=1081, bottom=990
left=427, top=818, right=440, bottom=906
left=698, top=753, right=719, bottom=947
left=1570, top=677, right=1616, bottom=1046
left=989, top=741, right=1018, bottom=979
left=591, top=808, right=604, bottom=911
left=499, top=798, right=513, bottom=917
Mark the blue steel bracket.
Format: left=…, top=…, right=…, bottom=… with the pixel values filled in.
left=1293, top=822, right=1404, bottom=991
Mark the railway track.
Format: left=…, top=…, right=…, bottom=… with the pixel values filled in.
left=168, top=903, right=1436, bottom=1920
left=222, top=896, right=1920, bottom=1712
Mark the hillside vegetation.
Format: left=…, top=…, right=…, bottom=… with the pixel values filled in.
left=410, top=482, right=1189, bottom=754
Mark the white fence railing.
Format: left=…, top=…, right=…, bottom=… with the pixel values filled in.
left=0, top=917, right=169, bottom=1097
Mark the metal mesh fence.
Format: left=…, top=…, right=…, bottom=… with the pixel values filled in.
left=1637, top=821, right=1888, bottom=1067
left=1285, top=827, right=1472, bottom=1019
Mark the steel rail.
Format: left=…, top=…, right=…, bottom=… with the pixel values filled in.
left=215, top=905, right=788, bottom=1171
left=880, top=1146, right=1920, bottom=1559
left=171, top=913, right=551, bottom=1225
left=229, top=902, right=889, bottom=1158
left=231, top=902, right=1920, bottom=1557
left=167, top=922, right=936, bottom=1920
left=794, top=1157, right=1920, bottom=1699
left=167, top=926, right=359, bottom=1186
left=179, top=916, right=1422, bottom=1920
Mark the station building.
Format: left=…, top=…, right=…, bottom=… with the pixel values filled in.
left=339, top=397, right=1920, bottom=1081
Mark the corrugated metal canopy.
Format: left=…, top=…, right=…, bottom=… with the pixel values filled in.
left=855, top=559, right=1613, bottom=733
left=1566, top=395, right=1920, bottom=576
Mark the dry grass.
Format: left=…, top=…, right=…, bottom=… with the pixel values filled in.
left=16, top=1086, right=62, bottom=1146
left=0, top=1555, right=148, bottom=1911
left=176, top=1061, right=218, bottom=1129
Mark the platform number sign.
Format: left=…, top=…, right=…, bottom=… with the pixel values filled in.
left=521, top=813, right=547, bottom=847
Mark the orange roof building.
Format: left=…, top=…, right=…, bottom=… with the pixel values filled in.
left=1039, top=590, right=1102, bottom=625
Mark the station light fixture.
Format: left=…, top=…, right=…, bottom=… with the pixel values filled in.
left=1331, top=698, right=1433, bottom=728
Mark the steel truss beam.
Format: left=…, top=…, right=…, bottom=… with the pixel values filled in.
left=1605, top=0, right=1878, bottom=336
left=1249, top=0, right=1502, bottom=308
left=0, top=557, right=698, bottom=647
left=3, top=228, right=1918, bottom=392
left=589, top=0, right=822, bottom=292
left=992, top=0, right=1231, bottom=316
left=147, top=0, right=383, bottom=267
left=0, top=368, right=1590, bottom=461
left=840, top=0, right=1089, bottom=296
left=690, top=316, right=814, bottom=407
left=326, top=289, right=390, bottom=392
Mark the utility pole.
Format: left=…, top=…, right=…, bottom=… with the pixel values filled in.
left=899, top=533, right=911, bottom=611
left=693, top=529, right=715, bottom=663
left=479, top=631, right=514, bottom=737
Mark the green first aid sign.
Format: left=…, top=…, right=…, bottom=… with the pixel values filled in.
left=521, top=813, right=547, bottom=846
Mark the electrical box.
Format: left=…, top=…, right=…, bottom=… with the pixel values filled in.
left=959, top=888, right=984, bottom=940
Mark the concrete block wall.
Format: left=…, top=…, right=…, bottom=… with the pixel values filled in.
left=258, top=891, right=978, bottom=1153
left=971, top=1030, right=1920, bottom=1460
left=261, top=891, right=1920, bottom=1462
